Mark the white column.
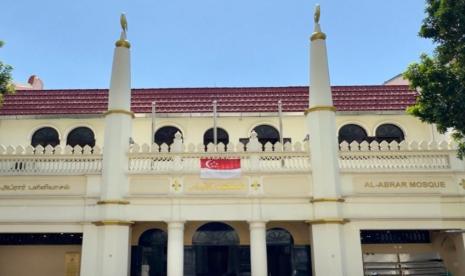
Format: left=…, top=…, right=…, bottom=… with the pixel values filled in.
left=80, top=224, right=100, bottom=276
left=99, top=225, right=131, bottom=276
left=249, top=221, right=268, bottom=276
left=167, top=221, right=184, bottom=276
left=310, top=223, right=344, bottom=275
left=101, top=44, right=132, bottom=200
left=306, top=6, right=347, bottom=275
left=342, top=224, right=364, bottom=276
left=96, top=17, right=133, bottom=276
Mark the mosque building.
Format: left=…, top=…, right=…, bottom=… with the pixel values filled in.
left=1, top=7, right=465, bottom=276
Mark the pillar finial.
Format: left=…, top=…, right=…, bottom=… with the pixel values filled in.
left=115, top=13, right=131, bottom=48
left=314, top=4, right=320, bottom=23
left=311, top=4, right=326, bottom=42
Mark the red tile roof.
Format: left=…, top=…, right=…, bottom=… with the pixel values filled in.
left=0, top=85, right=416, bottom=116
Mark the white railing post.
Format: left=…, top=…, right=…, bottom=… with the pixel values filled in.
left=171, top=132, right=184, bottom=171
left=247, top=131, right=261, bottom=171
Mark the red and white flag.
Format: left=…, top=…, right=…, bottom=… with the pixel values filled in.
left=200, top=158, right=241, bottom=179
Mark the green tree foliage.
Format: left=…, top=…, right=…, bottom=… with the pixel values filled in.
left=0, top=40, right=14, bottom=105
left=404, top=0, right=465, bottom=158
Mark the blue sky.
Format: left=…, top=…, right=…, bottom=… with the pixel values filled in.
left=1, top=0, right=433, bottom=89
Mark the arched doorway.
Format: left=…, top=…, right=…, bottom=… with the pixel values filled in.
left=138, top=229, right=167, bottom=276
left=192, top=222, right=240, bottom=276
left=267, top=228, right=294, bottom=276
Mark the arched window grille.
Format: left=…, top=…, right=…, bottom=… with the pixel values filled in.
left=31, top=127, right=60, bottom=147
left=203, top=128, right=229, bottom=146
left=375, top=124, right=405, bottom=143
left=66, top=127, right=96, bottom=147
left=139, top=229, right=168, bottom=247
left=338, top=124, right=368, bottom=143
left=154, top=126, right=182, bottom=146
left=136, top=229, right=167, bottom=276
left=253, top=125, right=280, bottom=145
left=193, top=222, right=239, bottom=246
left=266, top=228, right=294, bottom=245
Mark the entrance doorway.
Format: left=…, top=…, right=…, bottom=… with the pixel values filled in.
left=192, top=222, right=240, bottom=276
left=266, top=228, right=294, bottom=276
left=137, top=229, right=168, bottom=276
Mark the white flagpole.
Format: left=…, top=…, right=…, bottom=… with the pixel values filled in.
left=213, top=100, right=218, bottom=145
left=151, top=101, right=156, bottom=144
left=278, top=100, right=284, bottom=146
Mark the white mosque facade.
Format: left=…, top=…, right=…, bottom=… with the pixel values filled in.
left=1, top=11, right=465, bottom=276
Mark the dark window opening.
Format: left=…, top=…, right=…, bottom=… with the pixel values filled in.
left=361, top=230, right=430, bottom=244
left=239, top=125, right=292, bottom=150
left=253, top=125, right=280, bottom=145
left=66, top=127, right=96, bottom=147
left=31, top=127, right=60, bottom=147
left=375, top=124, right=405, bottom=143
left=203, top=128, right=229, bottom=147
left=0, top=233, right=82, bottom=245
left=154, top=126, right=182, bottom=146
left=338, top=124, right=368, bottom=143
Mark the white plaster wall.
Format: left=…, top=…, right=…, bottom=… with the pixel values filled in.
left=0, top=117, right=105, bottom=147
left=0, top=113, right=437, bottom=147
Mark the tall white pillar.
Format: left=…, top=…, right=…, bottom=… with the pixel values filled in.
left=342, top=224, right=364, bottom=276
left=94, top=15, right=134, bottom=276
left=99, top=224, right=132, bottom=276
left=167, top=221, right=184, bottom=276
left=306, top=5, right=354, bottom=275
left=310, top=223, right=345, bottom=275
left=80, top=224, right=100, bottom=276
left=249, top=221, right=268, bottom=276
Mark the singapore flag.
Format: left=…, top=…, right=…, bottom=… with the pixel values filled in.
left=200, top=158, right=241, bottom=179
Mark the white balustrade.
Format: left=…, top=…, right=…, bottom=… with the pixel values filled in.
left=128, top=152, right=311, bottom=174
left=0, top=139, right=461, bottom=176
left=338, top=140, right=454, bottom=171
left=0, top=145, right=102, bottom=175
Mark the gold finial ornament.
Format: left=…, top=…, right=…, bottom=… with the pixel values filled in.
left=120, top=13, right=128, bottom=33
left=115, top=13, right=131, bottom=48
left=310, top=4, right=326, bottom=41
left=314, top=4, right=320, bottom=23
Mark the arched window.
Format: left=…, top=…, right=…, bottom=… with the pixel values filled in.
left=253, top=125, right=280, bottom=145
left=31, top=127, right=60, bottom=147
left=66, top=127, right=96, bottom=147
left=375, top=124, right=405, bottom=143
left=338, top=124, right=368, bottom=143
left=203, top=128, right=229, bottom=146
left=154, top=126, right=182, bottom=146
